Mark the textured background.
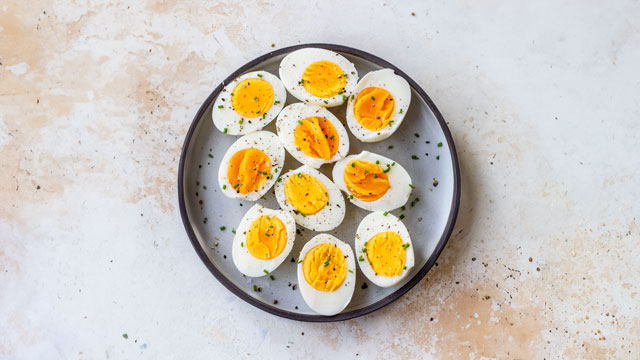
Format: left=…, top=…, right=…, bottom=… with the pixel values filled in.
left=1, top=1, right=639, bottom=359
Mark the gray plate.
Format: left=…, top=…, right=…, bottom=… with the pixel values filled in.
left=178, top=44, right=460, bottom=322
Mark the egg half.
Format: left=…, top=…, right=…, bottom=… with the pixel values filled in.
left=346, top=69, right=411, bottom=142
left=275, top=165, right=345, bottom=231
left=297, top=234, right=356, bottom=316
left=332, top=151, right=412, bottom=212
left=212, top=71, right=287, bottom=135
left=279, top=48, right=358, bottom=107
left=231, top=204, right=296, bottom=277
left=355, top=211, right=414, bottom=287
left=276, top=102, right=349, bottom=168
left=218, top=131, right=285, bottom=201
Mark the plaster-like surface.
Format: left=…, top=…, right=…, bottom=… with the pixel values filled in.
left=1, top=1, right=639, bottom=358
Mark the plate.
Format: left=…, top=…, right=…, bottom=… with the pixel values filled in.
left=178, top=44, right=460, bottom=322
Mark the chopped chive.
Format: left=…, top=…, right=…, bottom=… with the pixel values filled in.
left=203, top=217, right=208, bottom=224
left=338, top=91, right=343, bottom=95
left=262, top=113, right=266, bottom=119
left=343, top=73, right=348, bottom=77
left=301, top=213, right=306, bottom=217
left=223, top=128, right=228, bottom=133
left=238, top=119, right=243, bottom=124
left=403, top=266, right=407, bottom=270
left=232, top=229, right=236, bottom=234
left=277, top=177, right=282, bottom=182
left=323, top=100, right=328, bottom=104
left=298, top=120, right=303, bottom=125
left=263, top=269, right=269, bottom=274
left=218, top=105, right=224, bottom=109
left=241, top=242, right=244, bottom=247
left=222, top=184, right=227, bottom=189
left=436, top=155, right=440, bottom=160
left=351, top=162, right=356, bottom=168
left=253, top=96, right=258, bottom=100
left=256, top=110, right=260, bottom=114
left=348, top=269, right=354, bottom=273
left=342, top=95, right=347, bottom=101
left=297, top=173, right=302, bottom=178
left=371, top=96, right=375, bottom=101
left=388, top=145, right=394, bottom=150
left=270, top=275, right=275, bottom=280
left=257, top=73, right=263, bottom=77
left=208, top=153, right=213, bottom=158
left=364, top=170, right=369, bottom=174
left=399, top=214, right=405, bottom=219
left=274, top=100, right=280, bottom=104
left=409, top=184, right=415, bottom=189
left=253, top=285, right=258, bottom=291
left=383, top=211, right=389, bottom=216
left=230, top=92, right=234, bottom=96
left=402, top=243, right=410, bottom=249
left=411, top=155, right=418, bottom=160
left=374, top=174, right=378, bottom=179
left=298, top=259, right=303, bottom=263
left=401, top=206, right=406, bottom=211
left=330, top=135, right=335, bottom=140
left=392, top=162, right=396, bottom=166
left=323, top=255, right=331, bottom=266
left=203, top=185, right=207, bottom=190
left=437, top=142, right=443, bottom=147
left=349, top=194, right=354, bottom=199
left=123, top=333, right=128, bottom=339
left=414, top=133, right=420, bottom=138
left=351, top=95, right=355, bottom=100
left=375, top=160, right=380, bottom=164
left=220, top=226, right=226, bottom=231
left=364, top=241, right=368, bottom=246
left=399, top=108, right=403, bottom=114
left=358, top=255, right=364, bottom=262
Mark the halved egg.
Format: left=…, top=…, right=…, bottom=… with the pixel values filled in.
left=355, top=211, right=414, bottom=287
left=346, top=69, right=411, bottom=142
left=218, top=131, right=285, bottom=201
left=279, top=48, right=358, bottom=107
left=276, top=103, right=349, bottom=168
left=297, top=234, right=356, bottom=316
left=212, top=71, right=287, bottom=135
left=232, top=204, right=296, bottom=277
left=275, top=165, right=345, bottom=231
left=332, top=151, right=412, bottom=212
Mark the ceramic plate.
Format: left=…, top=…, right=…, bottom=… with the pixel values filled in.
left=178, top=44, right=460, bottom=322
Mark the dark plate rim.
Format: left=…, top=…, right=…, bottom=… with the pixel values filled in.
left=177, top=43, right=461, bottom=322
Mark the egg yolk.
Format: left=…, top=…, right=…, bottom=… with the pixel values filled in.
left=293, top=117, right=340, bottom=160
left=246, top=215, right=287, bottom=260
left=303, top=243, right=347, bottom=292
left=284, top=173, right=328, bottom=215
left=227, top=148, right=271, bottom=194
left=365, top=231, right=406, bottom=277
left=302, top=60, right=347, bottom=98
left=343, top=160, right=390, bottom=202
left=353, top=87, right=395, bottom=131
left=230, top=78, right=274, bottom=118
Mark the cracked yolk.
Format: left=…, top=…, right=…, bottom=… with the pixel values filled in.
left=353, top=87, right=395, bottom=131
left=293, top=116, right=339, bottom=160
left=302, top=60, right=346, bottom=98
left=303, top=243, right=347, bottom=292
left=246, top=215, right=287, bottom=260
left=343, top=160, right=390, bottom=202
left=231, top=78, right=274, bottom=118
left=366, top=232, right=406, bottom=277
left=227, top=148, right=271, bottom=194
left=284, top=173, right=328, bottom=216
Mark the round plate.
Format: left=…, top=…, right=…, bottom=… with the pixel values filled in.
left=178, top=43, right=460, bottom=322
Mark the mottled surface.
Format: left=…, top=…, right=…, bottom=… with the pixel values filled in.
left=1, top=1, right=639, bottom=359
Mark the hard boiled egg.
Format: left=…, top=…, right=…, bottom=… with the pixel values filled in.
left=232, top=204, right=296, bottom=277
left=355, top=211, right=414, bottom=287
left=276, top=102, right=349, bottom=168
left=297, top=234, right=356, bottom=316
left=346, top=69, right=411, bottom=142
left=212, top=71, right=286, bottom=135
left=332, top=151, right=412, bottom=212
left=218, top=131, right=285, bottom=201
left=275, top=165, right=345, bottom=231
left=279, top=48, right=358, bottom=107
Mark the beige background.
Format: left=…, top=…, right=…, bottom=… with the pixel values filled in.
left=1, top=0, right=639, bottom=359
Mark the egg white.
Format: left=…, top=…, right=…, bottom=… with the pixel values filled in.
left=218, top=131, right=285, bottom=201
left=279, top=48, right=358, bottom=107
left=275, top=165, right=345, bottom=231
left=276, top=103, right=349, bottom=169
left=231, top=204, right=297, bottom=277
left=297, top=234, right=356, bottom=316
left=354, top=211, right=414, bottom=288
left=332, top=151, right=412, bottom=212
left=212, top=71, right=287, bottom=135
left=346, top=69, right=411, bottom=142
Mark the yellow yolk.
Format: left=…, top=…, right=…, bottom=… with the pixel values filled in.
left=302, top=60, right=347, bottom=98
left=284, top=173, right=328, bottom=215
left=246, top=215, right=287, bottom=260
left=365, top=231, right=406, bottom=277
left=303, top=243, right=347, bottom=292
left=227, top=148, right=271, bottom=194
left=293, top=117, right=340, bottom=160
left=343, top=160, right=390, bottom=202
left=353, top=87, right=395, bottom=131
left=231, top=78, right=274, bottom=118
